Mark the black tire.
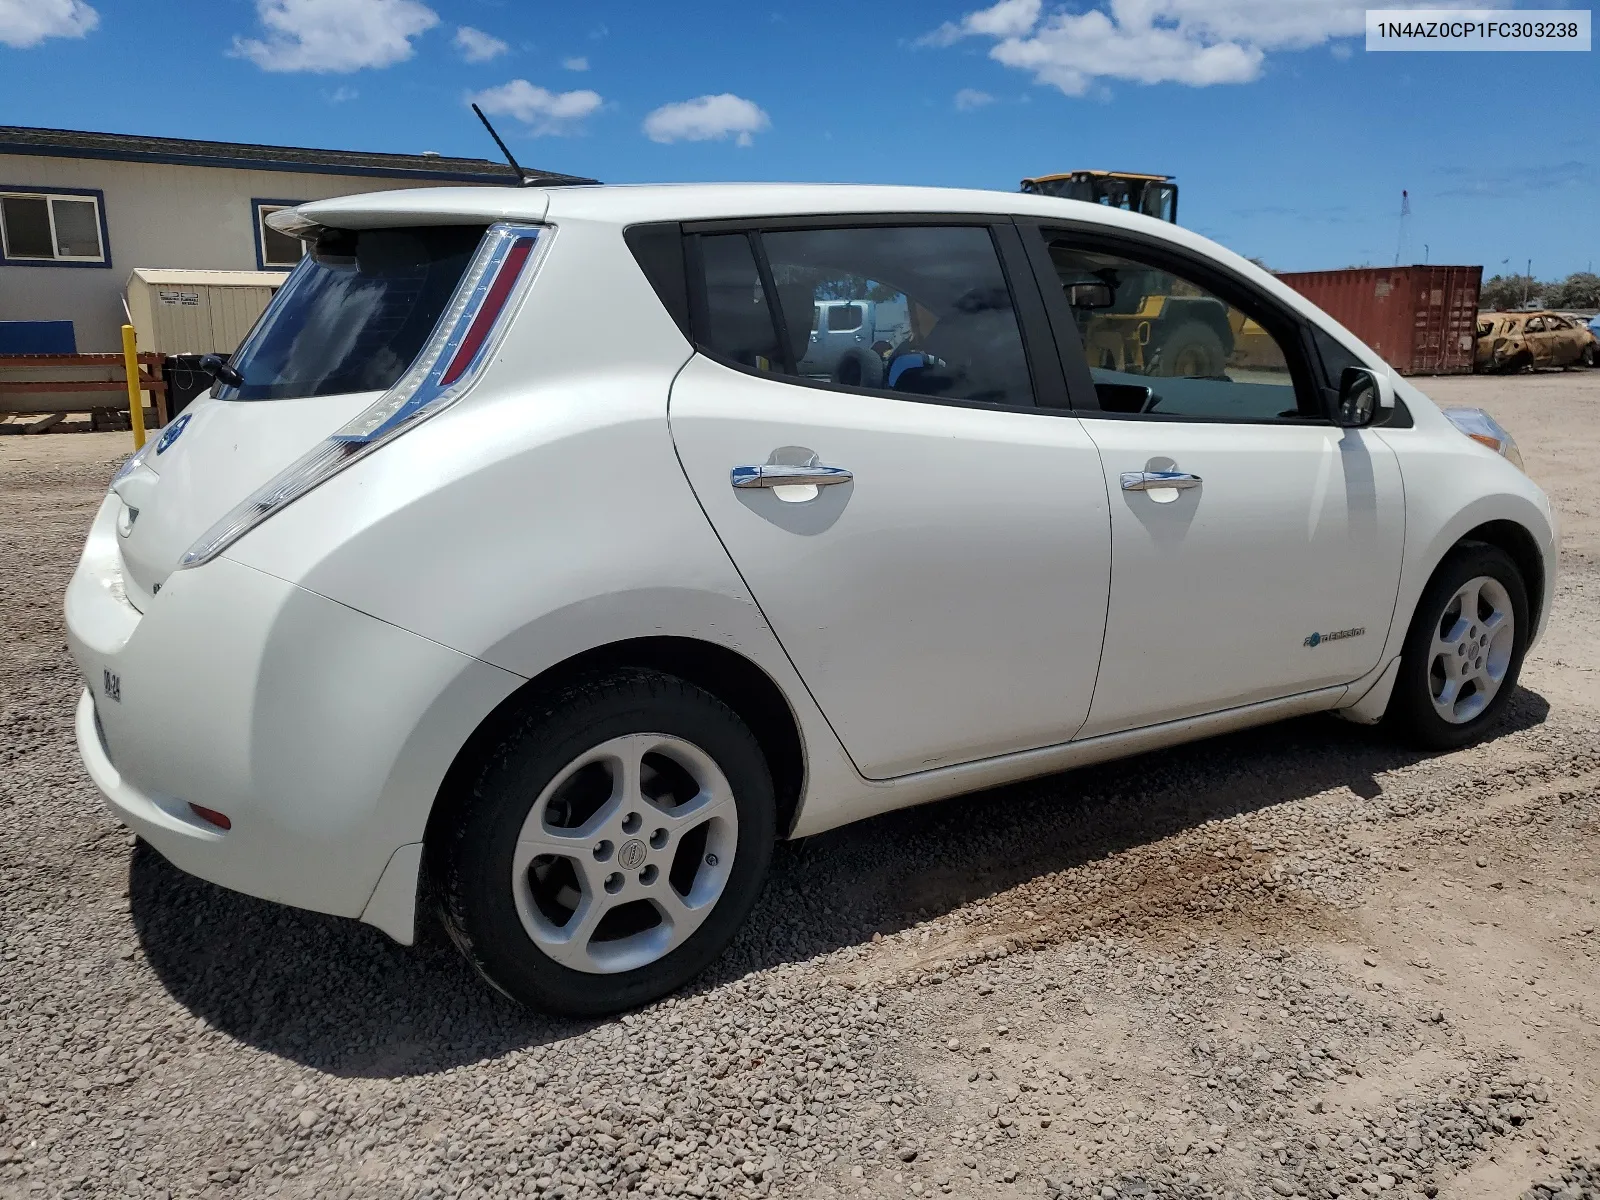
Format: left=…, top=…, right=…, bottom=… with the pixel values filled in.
left=1581, top=344, right=1596, bottom=368
left=1154, top=321, right=1227, bottom=378
left=836, top=351, right=885, bottom=389
left=1385, top=544, right=1529, bottom=751
left=432, top=669, right=776, bottom=1015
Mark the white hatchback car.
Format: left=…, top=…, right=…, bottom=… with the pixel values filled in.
left=67, top=183, right=1556, bottom=1014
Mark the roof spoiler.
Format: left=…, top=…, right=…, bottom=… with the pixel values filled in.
left=263, top=207, right=324, bottom=242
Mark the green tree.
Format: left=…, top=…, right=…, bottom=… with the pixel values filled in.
left=1545, top=272, right=1600, bottom=309
left=1479, top=273, right=1542, bottom=311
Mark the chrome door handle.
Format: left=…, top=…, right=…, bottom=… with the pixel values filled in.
left=1121, top=470, right=1202, bottom=492
left=731, top=463, right=853, bottom=489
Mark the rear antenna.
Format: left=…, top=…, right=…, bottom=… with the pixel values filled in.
left=472, top=103, right=526, bottom=184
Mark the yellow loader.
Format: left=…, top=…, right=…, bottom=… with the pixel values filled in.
left=1021, top=170, right=1276, bottom=378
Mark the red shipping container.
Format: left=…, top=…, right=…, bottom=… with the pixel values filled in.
left=1276, top=265, right=1482, bottom=375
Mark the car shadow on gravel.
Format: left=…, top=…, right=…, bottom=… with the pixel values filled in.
left=129, top=687, right=1549, bottom=1078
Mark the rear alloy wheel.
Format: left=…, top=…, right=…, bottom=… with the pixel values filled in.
left=434, top=670, right=775, bottom=1014
left=511, top=733, right=738, bottom=974
left=1387, top=545, right=1529, bottom=750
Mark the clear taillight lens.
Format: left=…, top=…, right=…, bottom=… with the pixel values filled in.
left=178, top=222, right=546, bottom=570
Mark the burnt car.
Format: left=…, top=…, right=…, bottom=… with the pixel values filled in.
left=1475, top=310, right=1597, bottom=372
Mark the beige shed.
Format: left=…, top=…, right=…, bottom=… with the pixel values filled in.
left=124, top=268, right=288, bottom=356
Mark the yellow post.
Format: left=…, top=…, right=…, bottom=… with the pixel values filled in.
left=121, top=323, right=146, bottom=450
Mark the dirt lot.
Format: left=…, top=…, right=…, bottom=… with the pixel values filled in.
left=1, top=371, right=1598, bottom=1200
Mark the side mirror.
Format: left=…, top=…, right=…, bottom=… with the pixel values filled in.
left=1331, top=366, right=1392, bottom=428
left=1067, top=282, right=1115, bottom=309
left=198, top=353, right=243, bottom=389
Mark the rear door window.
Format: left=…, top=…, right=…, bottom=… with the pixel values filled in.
left=692, top=223, right=1034, bottom=409
left=218, top=225, right=487, bottom=401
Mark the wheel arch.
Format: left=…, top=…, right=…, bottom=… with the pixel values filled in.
left=424, top=636, right=808, bottom=858
left=1403, top=515, right=1549, bottom=651
left=1454, top=519, right=1546, bottom=641
left=1339, top=515, right=1550, bottom=727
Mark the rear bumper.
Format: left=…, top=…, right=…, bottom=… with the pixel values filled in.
left=65, top=496, right=522, bottom=930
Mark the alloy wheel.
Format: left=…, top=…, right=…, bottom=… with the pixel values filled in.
left=510, top=733, right=738, bottom=974
left=1427, top=575, right=1516, bottom=725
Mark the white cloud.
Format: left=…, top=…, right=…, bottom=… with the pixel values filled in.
left=562, top=55, right=588, bottom=70
left=920, top=0, right=1041, bottom=46
left=327, top=85, right=359, bottom=101
left=231, top=0, right=438, bottom=73
left=924, top=0, right=1423, bottom=94
left=642, top=94, right=770, bottom=147
left=0, top=0, right=98, bottom=48
left=453, top=25, right=507, bottom=62
left=470, top=79, right=604, bottom=136
left=954, top=87, right=995, bottom=110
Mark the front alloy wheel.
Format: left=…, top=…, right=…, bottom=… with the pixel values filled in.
left=1425, top=576, right=1516, bottom=726
left=1388, top=544, right=1529, bottom=750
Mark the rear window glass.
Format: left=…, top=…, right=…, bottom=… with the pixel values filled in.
left=826, top=303, right=864, bottom=332
left=218, top=225, right=486, bottom=401
left=697, top=233, right=785, bottom=371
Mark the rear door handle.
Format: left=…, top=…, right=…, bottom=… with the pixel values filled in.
left=1121, top=470, right=1202, bottom=492
left=731, top=463, right=853, bottom=489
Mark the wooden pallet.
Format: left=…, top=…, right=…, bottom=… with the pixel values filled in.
left=0, top=353, right=170, bottom=422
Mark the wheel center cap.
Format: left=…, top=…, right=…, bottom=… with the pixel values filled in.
left=617, top=839, right=647, bottom=871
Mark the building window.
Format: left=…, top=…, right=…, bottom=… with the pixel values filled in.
left=254, top=201, right=306, bottom=269
left=0, top=189, right=107, bottom=264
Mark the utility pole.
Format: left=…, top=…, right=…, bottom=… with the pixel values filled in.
left=1394, top=190, right=1411, bottom=266
left=1424, top=243, right=1429, bottom=264
left=1524, top=259, right=1532, bottom=307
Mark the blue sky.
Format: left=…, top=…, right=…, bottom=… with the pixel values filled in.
left=2, top=0, right=1596, bottom=277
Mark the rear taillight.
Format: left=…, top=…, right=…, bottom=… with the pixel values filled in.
left=440, top=236, right=535, bottom=386
left=179, top=223, right=546, bottom=569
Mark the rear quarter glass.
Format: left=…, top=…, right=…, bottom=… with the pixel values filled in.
left=218, top=225, right=488, bottom=402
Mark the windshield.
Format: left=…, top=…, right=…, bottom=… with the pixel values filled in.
left=217, top=224, right=487, bottom=401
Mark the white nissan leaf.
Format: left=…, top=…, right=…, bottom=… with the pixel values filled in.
left=66, top=183, right=1556, bottom=1014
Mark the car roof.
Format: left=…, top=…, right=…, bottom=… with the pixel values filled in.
left=297, top=180, right=1178, bottom=235
left=292, top=180, right=1248, bottom=250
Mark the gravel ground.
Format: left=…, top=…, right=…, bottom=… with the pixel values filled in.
left=2, top=370, right=1599, bottom=1200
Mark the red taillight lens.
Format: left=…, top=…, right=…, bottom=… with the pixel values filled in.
left=438, top=236, right=536, bottom=386
left=189, top=804, right=232, bottom=831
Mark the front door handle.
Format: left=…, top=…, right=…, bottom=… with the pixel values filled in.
left=731, top=463, right=853, bottom=489
left=1121, top=470, right=1202, bottom=492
